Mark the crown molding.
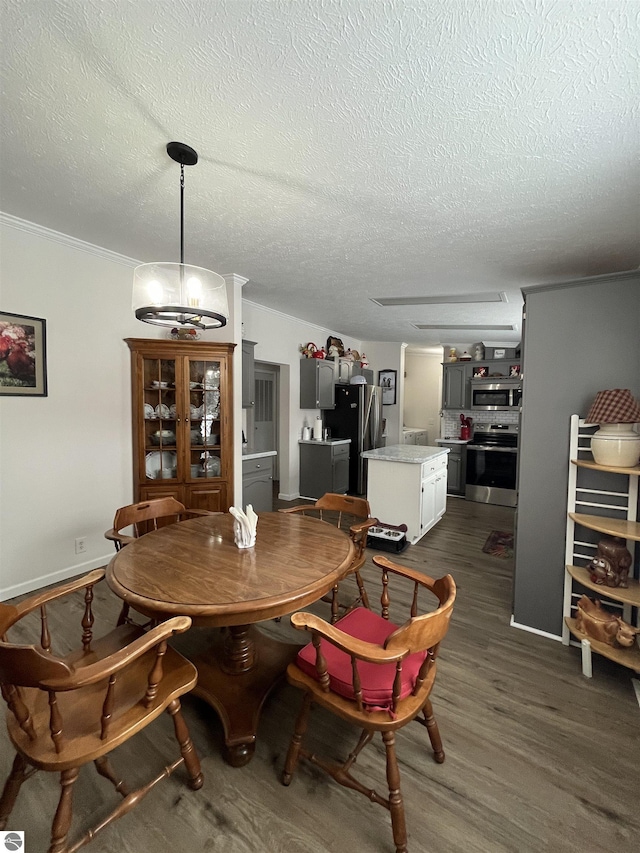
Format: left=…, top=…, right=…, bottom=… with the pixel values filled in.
left=242, top=298, right=358, bottom=341
left=0, top=211, right=139, bottom=268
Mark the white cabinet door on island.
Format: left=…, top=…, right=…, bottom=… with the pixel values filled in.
left=361, top=445, right=449, bottom=544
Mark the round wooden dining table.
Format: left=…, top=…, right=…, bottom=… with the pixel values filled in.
left=106, top=511, right=354, bottom=766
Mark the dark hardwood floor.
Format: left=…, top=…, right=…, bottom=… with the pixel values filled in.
left=2, top=497, right=638, bottom=852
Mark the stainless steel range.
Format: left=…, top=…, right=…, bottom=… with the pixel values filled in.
left=465, top=423, right=518, bottom=507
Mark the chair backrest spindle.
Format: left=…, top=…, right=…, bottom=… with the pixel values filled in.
left=351, top=657, right=363, bottom=711
left=144, top=640, right=167, bottom=708
left=3, top=683, right=36, bottom=740
left=48, top=690, right=64, bottom=753
left=312, top=634, right=331, bottom=693
left=381, top=568, right=390, bottom=620
left=392, top=662, right=403, bottom=712
left=81, top=583, right=96, bottom=652
left=410, top=581, right=419, bottom=618
left=101, top=674, right=116, bottom=740
left=40, top=605, right=51, bottom=653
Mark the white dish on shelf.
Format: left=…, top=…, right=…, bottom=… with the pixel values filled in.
left=144, top=403, right=155, bottom=419
left=152, top=380, right=170, bottom=388
left=145, top=451, right=177, bottom=479
left=155, top=403, right=170, bottom=419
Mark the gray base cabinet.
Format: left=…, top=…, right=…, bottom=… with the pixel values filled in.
left=299, top=440, right=350, bottom=499
left=242, top=455, right=273, bottom=512
left=437, top=441, right=467, bottom=495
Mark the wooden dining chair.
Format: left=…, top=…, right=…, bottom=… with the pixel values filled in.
left=281, top=554, right=456, bottom=853
left=0, top=569, right=203, bottom=853
left=279, top=493, right=378, bottom=622
left=105, top=497, right=218, bottom=625
left=105, top=496, right=215, bottom=551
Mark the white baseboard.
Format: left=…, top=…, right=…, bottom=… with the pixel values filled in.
left=278, top=492, right=300, bottom=502
left=510, top=616, right=562, bottom=642
left=1, top=554, right=112, bottom=602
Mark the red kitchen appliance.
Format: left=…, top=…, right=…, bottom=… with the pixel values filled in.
left=460, top=414, right=473, bottom=441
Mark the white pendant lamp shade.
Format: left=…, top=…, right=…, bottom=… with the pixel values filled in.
left=133, top=262, right=228, bottom=328
left=133, top=141, right=228, bottom=329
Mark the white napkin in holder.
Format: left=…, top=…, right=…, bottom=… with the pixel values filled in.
left=230, top=505, right=258, bottom=549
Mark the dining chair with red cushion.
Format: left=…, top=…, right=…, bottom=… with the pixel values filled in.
left=279, top=493, right=378, bottom=622
left=282, top=554, right=456, bottom=853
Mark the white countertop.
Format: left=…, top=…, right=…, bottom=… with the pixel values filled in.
left=436, top=438, right=472, bottom=445
left=298, top=438, right=351, bottom=446
left=361, top=444, right=449, bottom=463
left=241, top=449, right=278, bottom=460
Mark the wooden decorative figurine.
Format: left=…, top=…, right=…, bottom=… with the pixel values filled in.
left=575, top=596, right=640, bottom=648
left=587, top=536, right=632, bottom=588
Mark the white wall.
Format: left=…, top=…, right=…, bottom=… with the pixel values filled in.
left=1, top=218, right=141, bottom=596
left=361, top=341, right=406, bottom=445
left=0, top=216, right=249, bottom=598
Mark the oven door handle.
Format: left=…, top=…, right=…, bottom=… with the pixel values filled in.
left=467, top=445, right=518, bottom=453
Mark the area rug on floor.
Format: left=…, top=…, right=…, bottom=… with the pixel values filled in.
left=482, top=530, right=514, bottom=558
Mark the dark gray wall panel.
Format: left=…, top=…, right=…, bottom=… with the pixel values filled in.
left=514, top=271, right=640, bottom=635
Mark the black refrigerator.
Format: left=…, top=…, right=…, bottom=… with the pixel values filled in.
left=322, top=384, right=384, bottom=495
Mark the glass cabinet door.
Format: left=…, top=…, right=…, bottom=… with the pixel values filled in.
left=186, top=357, right=223, bottom=481
left=142, top=357, right=178, bottom=481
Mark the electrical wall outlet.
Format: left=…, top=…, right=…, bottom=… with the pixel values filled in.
left=75, top=537, right=87, bottom=555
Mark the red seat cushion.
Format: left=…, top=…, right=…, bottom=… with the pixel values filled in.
left=296, top=608, right=426, bottom=710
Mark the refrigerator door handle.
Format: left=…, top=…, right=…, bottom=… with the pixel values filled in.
left=362, top=388, right=374, bottom=449
left=371, top=387, right=380, bottom=446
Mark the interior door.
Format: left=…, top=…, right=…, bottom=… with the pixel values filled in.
left=254, top=365, right=278, bottom=460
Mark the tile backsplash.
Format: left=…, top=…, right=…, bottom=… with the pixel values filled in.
left=441, top=409, right=519, bottom=439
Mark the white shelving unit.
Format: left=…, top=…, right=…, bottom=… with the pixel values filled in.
left=563, top=414, right=640, bottom=677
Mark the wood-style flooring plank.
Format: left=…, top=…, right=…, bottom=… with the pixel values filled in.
left=1, top=498, right=638, bottom=852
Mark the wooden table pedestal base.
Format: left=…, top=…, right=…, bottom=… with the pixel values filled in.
left=185, top=625, right=300, bottom=767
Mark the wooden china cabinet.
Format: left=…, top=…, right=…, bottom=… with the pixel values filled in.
left=126, top=338, right=235, bottom=513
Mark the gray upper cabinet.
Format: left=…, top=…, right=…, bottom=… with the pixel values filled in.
left=300, top=358, right=336, bottom=409
left=442, top=363, right=469, bottom=409
left=442, top=358, right=522, bottom=410
left=242, top=340, right=256, bottom=408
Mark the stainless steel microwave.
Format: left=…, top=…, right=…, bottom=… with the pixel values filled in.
left=470, top=380, right=522, bottom=411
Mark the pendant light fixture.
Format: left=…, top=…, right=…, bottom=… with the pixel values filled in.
left=132, top=141, right=228, bottom=329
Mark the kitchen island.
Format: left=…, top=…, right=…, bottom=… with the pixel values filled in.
left=361, top=445, right=449, bottom=544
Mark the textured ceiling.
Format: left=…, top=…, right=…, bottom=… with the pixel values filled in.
left=1, top=0, right=638, bottom=348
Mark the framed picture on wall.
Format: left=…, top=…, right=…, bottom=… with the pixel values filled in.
left=0, top=312, right=48, bottom=396
left=378, top=369, right=397, bottom=405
